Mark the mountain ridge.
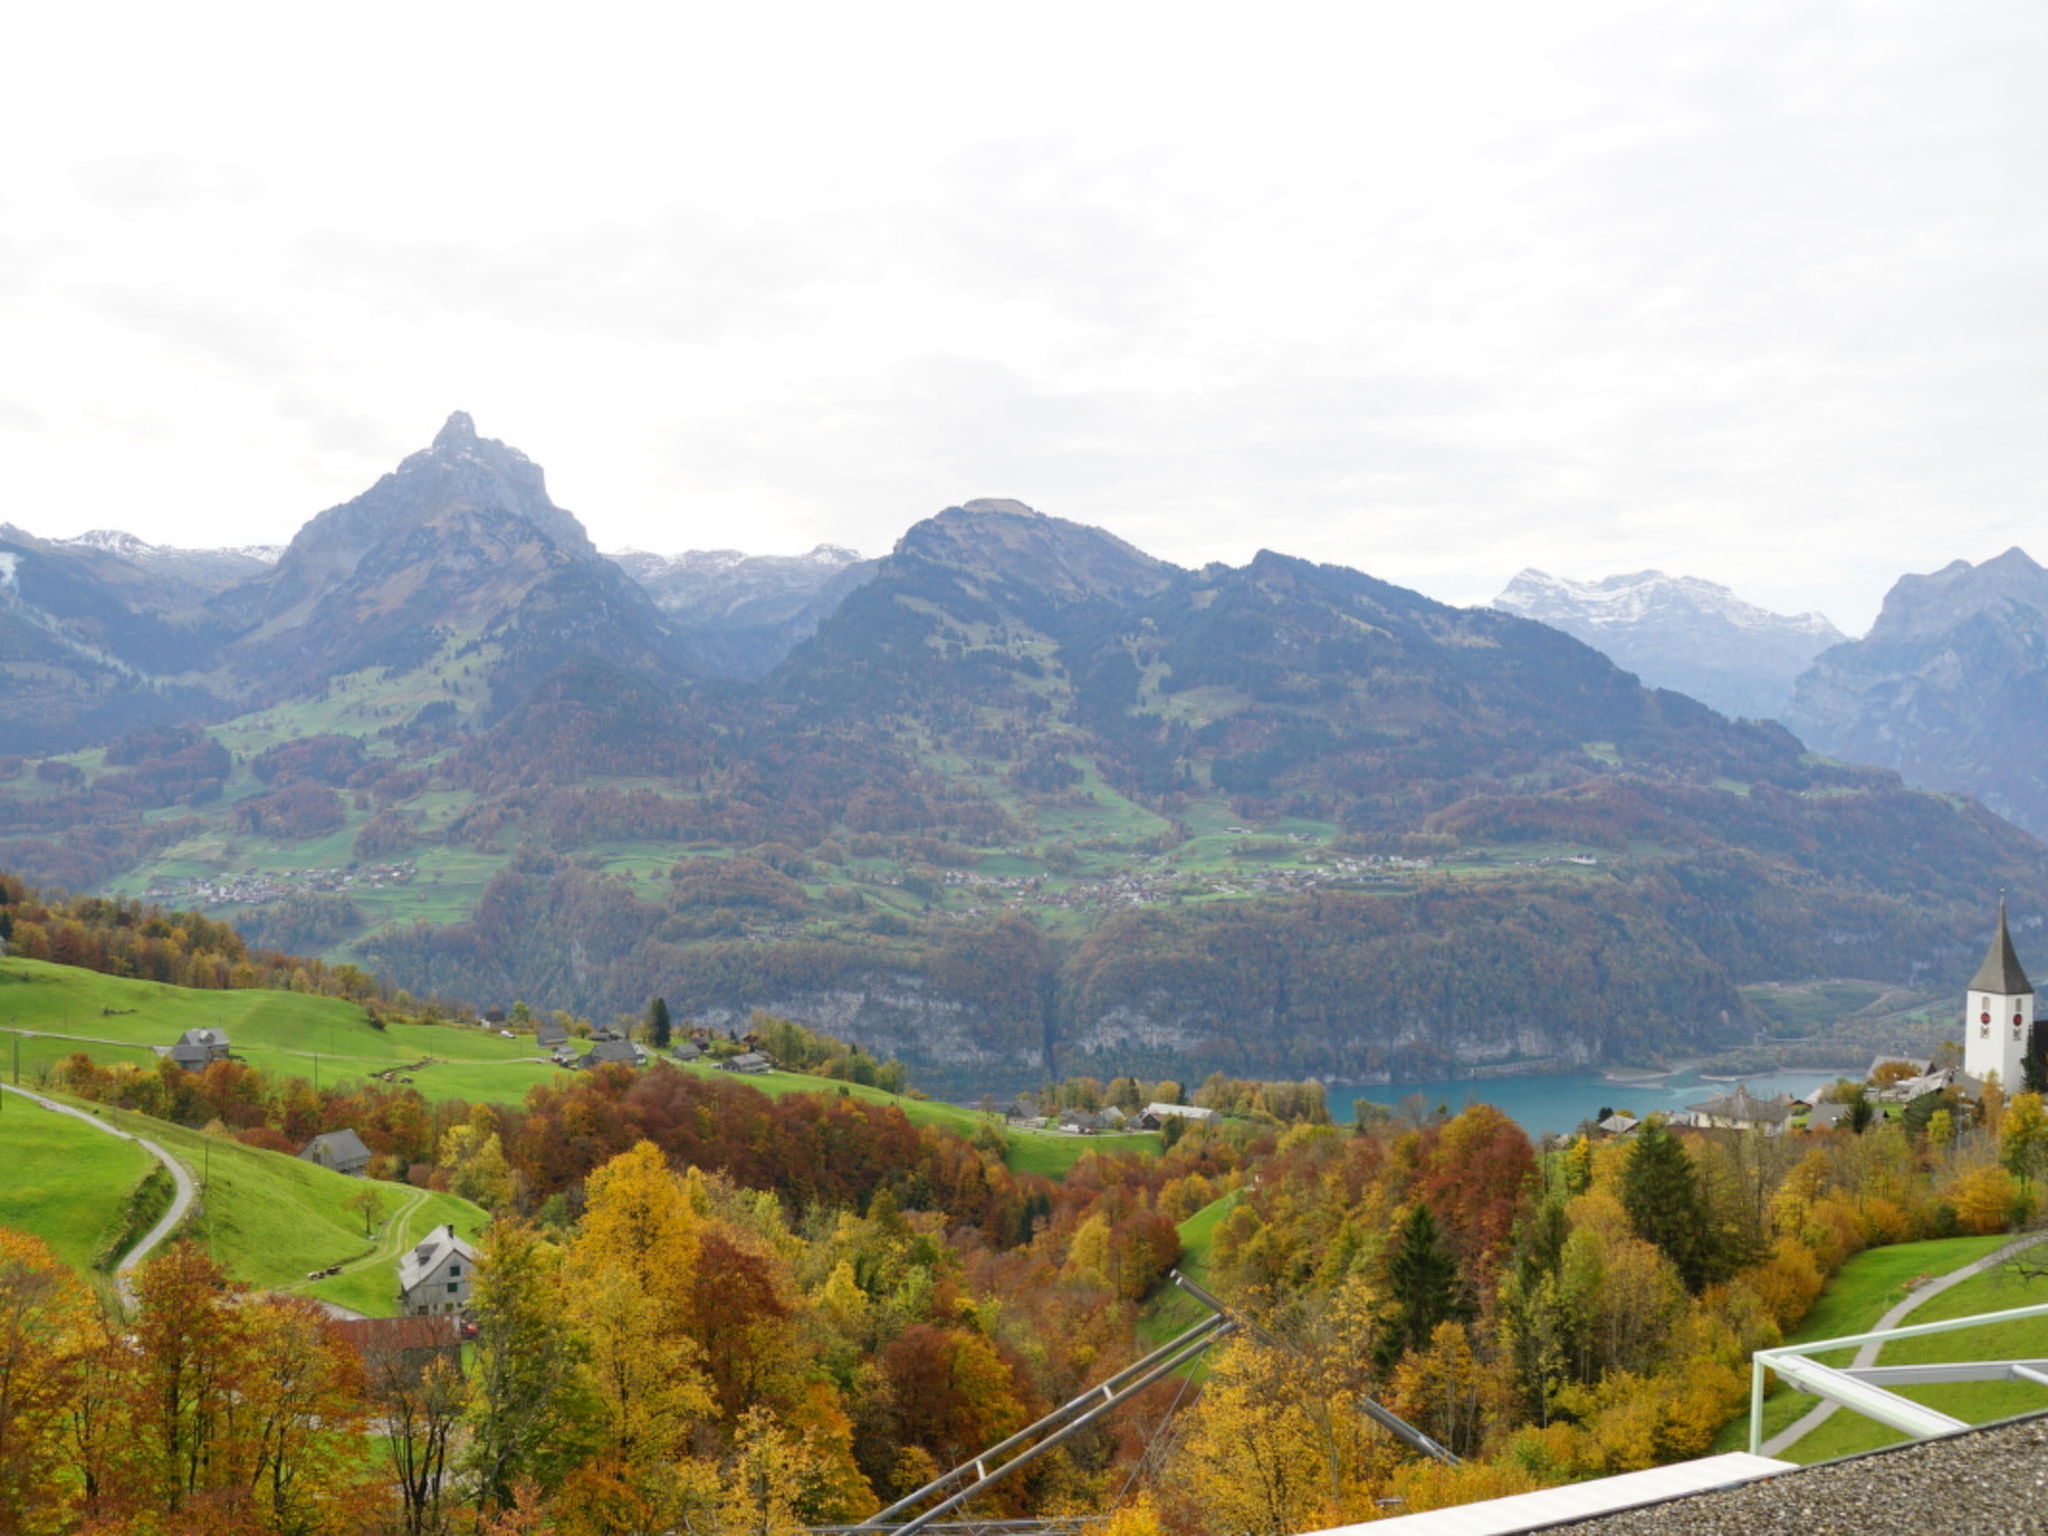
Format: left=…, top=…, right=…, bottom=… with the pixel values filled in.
left=1, top=418, right=2042, bottom=1087
left=1494, top=567, right=1845, bottom=720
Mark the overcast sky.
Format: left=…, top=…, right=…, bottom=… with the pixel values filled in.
left=5, top=0, right=2043, bottom=634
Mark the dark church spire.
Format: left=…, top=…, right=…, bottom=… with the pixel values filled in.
left=1969, top=895, right=2034, bottom=996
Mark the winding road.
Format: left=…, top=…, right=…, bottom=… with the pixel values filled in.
left=1, top=1081, right=198, bottom=1308
left=1760, top=1228, right=2048, bottom=1457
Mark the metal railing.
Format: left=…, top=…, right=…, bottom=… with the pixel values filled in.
left=1749, top=1299, right=2048, bottom=1454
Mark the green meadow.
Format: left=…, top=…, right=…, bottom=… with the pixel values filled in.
left=64, top=1101, right=485, bottom=1317
left=0, top=1093, right=155, bottom=1271
left=1719, top=1233, right=2042, bottom=1460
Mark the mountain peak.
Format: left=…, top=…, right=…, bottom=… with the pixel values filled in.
left=955, top=498, right=1042, bottom=518
left=434, top=410, right=479, bottom=450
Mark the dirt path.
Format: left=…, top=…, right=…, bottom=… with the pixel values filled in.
left=1761, top=1229, right=2048, bottom=1457
left=275, top=1182, right=432, bottom=1303
left=0, top=1082, right=197, bottom=1309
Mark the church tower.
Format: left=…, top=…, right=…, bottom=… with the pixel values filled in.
left=1964, top=898, right=2034, bottom=1088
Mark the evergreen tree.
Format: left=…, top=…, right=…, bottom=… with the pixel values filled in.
left=1376, top=1202, right=1465, bottom=1368
left=1619, top=1121, right=1719, bottom=1293
left=1845, top=1087, right=1875, bottom=1134
left=645, top=995, right=672, bottom=1049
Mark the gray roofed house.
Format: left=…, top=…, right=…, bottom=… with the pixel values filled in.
left=720, top=1051, right=772, bottom=1073
left=164, top=1026, right=231, bottom=1071
left=1805, top=1100, right=1850, bottom=1131
left=1688, top=1084, right=1796, bottom=1131
left=299, top=1129, right=374, bottom=1176
left=1140, top=1102, right=1218, bottom=1126
left=672, top=1040, right=702, bottom=1062
left=579, top=1037, right=647, bottom=1069
left=1595, top=1112, right=1640, bottom=1138
left=398, top=1224, right=478, bottom=1315
left=534, top=1017, right=569, bottom=1049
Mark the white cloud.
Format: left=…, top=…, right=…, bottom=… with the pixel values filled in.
left=0, top=0, right=2042, bottom=634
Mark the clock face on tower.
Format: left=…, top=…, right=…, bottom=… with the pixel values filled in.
left=1983, top=1013, right=1993, bottom=1024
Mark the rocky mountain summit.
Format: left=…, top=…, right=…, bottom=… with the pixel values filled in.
left=1494, top=568, right=1844, bottom=720
left=1788, top=547, right=2048, bottom=837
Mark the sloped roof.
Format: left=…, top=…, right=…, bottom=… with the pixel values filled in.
left=301, top=1129, right=373, bottom=1167
left=1970, top=901, right=2034, bottom=995
left=1690, top=1085, right=1794, bottom=1123
left=399, top=1225, right=477, bottom=1294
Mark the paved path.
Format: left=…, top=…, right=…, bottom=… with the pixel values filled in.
left=1761, top=1229, right=2048, bottom=1457
left=0, top=1082, right=197, bottom=1309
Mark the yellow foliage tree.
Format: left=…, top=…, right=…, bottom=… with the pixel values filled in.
left=1947, top=1164, right=2020, bottom=1234
left=0, top=1229, right=103, bottom=1536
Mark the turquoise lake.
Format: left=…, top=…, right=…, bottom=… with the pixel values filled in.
left=1327, top=1068, right=1845, bottom=1138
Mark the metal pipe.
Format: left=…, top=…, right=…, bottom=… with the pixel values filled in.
left=889, top=1324, right=1237, bottom=1536
left=857, top=1312, right=1232, bottom=1528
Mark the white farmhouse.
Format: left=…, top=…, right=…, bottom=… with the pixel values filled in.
left=398, top=1224, right=478, bottom=1316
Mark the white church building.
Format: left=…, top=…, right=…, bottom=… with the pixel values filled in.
left=1964, top=900, right=2034, bottom=1088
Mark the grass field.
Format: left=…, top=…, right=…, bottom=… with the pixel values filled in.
left=1714, top=1233, right=2015, bottom=1454
left=1137, top=1188, right=1242, bottom=1349
left=72, top=1100, right=486, bottom=1316
left=0, top=1092, right=155, bottom=1271
left=0, top=956, right=1156, bottom=1185
left=0, top=957, right=556, bottom=1104
left=1778, top=1251, right=2048, bottom=1461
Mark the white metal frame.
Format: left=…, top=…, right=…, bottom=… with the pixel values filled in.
left=1749, top=1299, right=2048, bottom=1454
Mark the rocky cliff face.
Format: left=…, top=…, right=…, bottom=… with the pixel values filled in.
left=1788, top=548, right=2048, bottom=836
left=209, top=412, right=690, bottom=709
left=1495, top=569, right=1843, bottom=720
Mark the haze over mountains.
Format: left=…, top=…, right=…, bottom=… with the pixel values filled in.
left=1493, top=569, right=1844, bottom=721
left=1, top=414, right=2043, bottom=1087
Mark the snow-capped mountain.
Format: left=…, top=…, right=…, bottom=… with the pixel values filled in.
left=607, top=543, right=876, bottom=677
left=54, top=529, right=282, bottom=592
left=1494, top=569, right=1844, bottom=720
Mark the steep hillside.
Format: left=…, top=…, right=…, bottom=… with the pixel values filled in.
left=3, top=426, right=2044, bottom=1089
left=1495, top=568, right=1843, bottom=720
left=1789, top=548, right=2048, bottom=837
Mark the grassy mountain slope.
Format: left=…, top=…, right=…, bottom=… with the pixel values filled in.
left=0, top=1094, right=156, bottom=1270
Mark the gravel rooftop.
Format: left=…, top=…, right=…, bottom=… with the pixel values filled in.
left=1542, top=1414, right=2048, bottom=1535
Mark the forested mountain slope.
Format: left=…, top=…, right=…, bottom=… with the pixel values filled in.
left=0, top=422, right=2040, bottom=1088
left=1789, top=547, right=2048, bottom=838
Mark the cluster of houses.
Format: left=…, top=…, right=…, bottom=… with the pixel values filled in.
left=1004, top=1095, right=1221, bottom=1135
left=141, top=860, right=418, bottom=910
left=529, top=1015, right=774, bottom=1075
left=1592, top=1055, right=1996, bottom=1140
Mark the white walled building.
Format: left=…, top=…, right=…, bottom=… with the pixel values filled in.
left=1964, top=901, right=2034, bottom=1089
left=398, top=1224, right=477, bottom=1315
